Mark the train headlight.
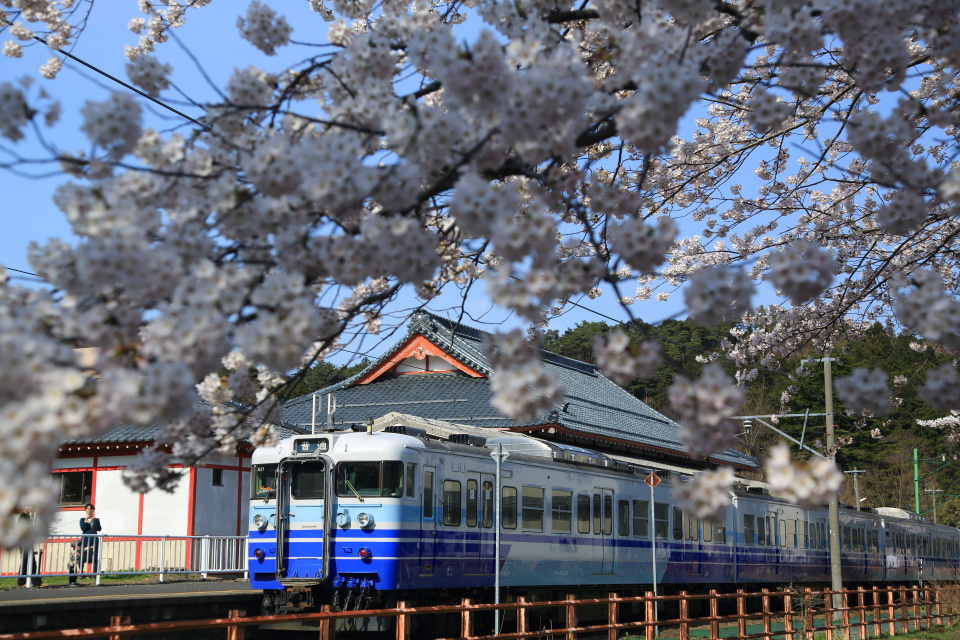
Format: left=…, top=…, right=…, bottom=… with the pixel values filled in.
left=253, top=514, right=265, bottom=528
left=357, top=512, right=374, bottom=528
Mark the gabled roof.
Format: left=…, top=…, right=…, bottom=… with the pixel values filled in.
left=283, top=311, right=757, bottom=470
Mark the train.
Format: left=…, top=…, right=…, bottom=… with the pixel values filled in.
left=247, top=422, right=960, bottom=616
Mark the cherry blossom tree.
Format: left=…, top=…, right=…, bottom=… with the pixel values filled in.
left=1, top=0, right=959, bottom=545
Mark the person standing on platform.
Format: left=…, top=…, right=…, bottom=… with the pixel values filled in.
left=79, top=503, right=102, bottom=578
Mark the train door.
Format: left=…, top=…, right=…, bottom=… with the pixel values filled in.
left=463, top=472, right=496, bottom=575
left=275, top=457, right=331, bottom=582
left=419, top=466, right=437, bottom=576
left=593, top=488, right=615, bottom=574
left=479, top=474, right=495, bottom=573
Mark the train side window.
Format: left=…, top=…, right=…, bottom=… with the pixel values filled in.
left=766, top=516, right=774, bottom=546
left=685, top=512, right=698, bottom=542
left=756, top=516, right=766, bottom=546
left=406, top=463, right=416, bottom=498
left=842, top=526, right=851, bottom=551
left=744, top=514, right=756, bottom=546
left=672, top=507, right=683, bottom=541
left=423, top=470, right=434, bottom=519
left=633, top=500, right=650, bottom=538
left=603, top=495, right=613, bottom=536
left=618, top=500, right=630, bottom=537
left=552, top=490, right=573, bottom=533
left=654, top=503, right=670, bottom=540
left=703, top=519, right=712, bottom=543
left=482, top=481, right=494, bottom=528
left=578, top=495, right=591, bottom=534
left=443, top=480, right=462, bottom=526
left=593, top=494, right=602, bottom=534
left=522, top=486, right=545, bottom=531
left=780, top=520, right=787, bottom=548
left=466, top=479, right=478, bottom=527
left=383, top=462, right=404, bottom=497
left=711, top=516, right=726, bottom=544
left=502, top=486, right=518, bottom=529
left=802, top=521, right=809, bottom=549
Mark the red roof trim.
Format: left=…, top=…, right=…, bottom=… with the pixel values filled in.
left=354, top=334, right=485, bottom=385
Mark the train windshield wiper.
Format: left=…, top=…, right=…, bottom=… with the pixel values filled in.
left=345, top=479, right=365, bottom=503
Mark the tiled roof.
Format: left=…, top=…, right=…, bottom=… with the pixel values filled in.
left=283, top=312, right=757, bottom=470
left=61, top=399, right=306, bottom=446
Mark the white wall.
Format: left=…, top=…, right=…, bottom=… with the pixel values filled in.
left=52, top=452, right=251, bottom=539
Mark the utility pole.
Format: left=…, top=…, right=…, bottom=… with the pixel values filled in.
left=806, top=357, right=844, bottom=615
left=845, top=470, right=865, bottom=511
left=925, top=488, right=944, bottom=524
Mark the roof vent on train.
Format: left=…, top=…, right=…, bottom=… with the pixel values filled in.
left=449, top=433, right=487, bottom=447
left=383, top=425, right=428, bottom=438
left=485, top=436, right=614, bottom=469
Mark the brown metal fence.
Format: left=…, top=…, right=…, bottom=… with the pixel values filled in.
left=0, top=584, right=957, bottom=639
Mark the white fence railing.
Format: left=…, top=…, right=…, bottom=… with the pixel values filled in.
left=0, top=534, right=248, bottom=586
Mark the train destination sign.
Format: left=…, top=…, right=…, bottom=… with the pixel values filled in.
left=293, top=438, right=329, bottom=455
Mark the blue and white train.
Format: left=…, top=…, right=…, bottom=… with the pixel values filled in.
left=247, top=426, right=960, bottom=613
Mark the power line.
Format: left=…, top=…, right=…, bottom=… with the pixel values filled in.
left=30, top=34, right=209, bottom=131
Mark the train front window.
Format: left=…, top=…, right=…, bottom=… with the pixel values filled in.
left=252, top=464, right=277, bottom=500
left=291, top=461, right=325, bottom=500
left=336, top=461, right=404, bottom=497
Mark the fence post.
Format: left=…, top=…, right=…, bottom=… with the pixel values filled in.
left=709, top=589, right=720, bottom=640
left=159, top=536, right=166, bottom=583
left=608, top=592, right=620, bottom=640
left=679, top=590, right=689, bottom=640
left=396, top=600, right=411, bottom=640
left=784, top=591, right=794, bottom=640
left=566, top=593, right=577, bottom=640
left=737, top=589, right=747, bottom=639
left=856, top=586, right=866, bottom=640
left=318, top=604, right=336, bottom=640
left=108, top=615, right=131, bottom=640
left=201, top=536, right=210, bottom=580
left=762, top=588, right=773, bottom=640
left=96, top=538, right=103, bottom=586
left=900, top=585, right=909, bottom=634
left=517, top=595, right=528, bottom=635
left=934, top=585, right=944, bottom=626
left=910, top=585, right=923, bottom=631
left=461, top=598, right=474, bottom=639
left=871, top=586, right=881, bottom=638
left=887, top=586, right=896, bottom=637
left=226, top=609, right=246, bottom=640
left=805, top=588, right=814, bottom=640
left=841, top=588, right=850, bottom=637
left=823, top=587, right=834, bottom=640
left=645, top=591, right=656, bottom=640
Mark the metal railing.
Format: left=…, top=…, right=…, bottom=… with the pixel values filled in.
left=0, top=534, right=247, bottom=585
left=0, top=585, right=956, bottom=639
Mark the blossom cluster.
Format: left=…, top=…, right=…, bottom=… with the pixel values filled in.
left=834, top=368, right=892, bottom=416
left=918, top=364, right=960, bottom=412
left=766, top=241, right=837, bottom=306
left=668, top=363, right=743, bottom=458
left=484, top=330, right=564, bottom=422
left=593, top=330, right=661, bottom=386
left=672, top=467, right=734, bottom=521
left=764, top=445, right=844, bottom=508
